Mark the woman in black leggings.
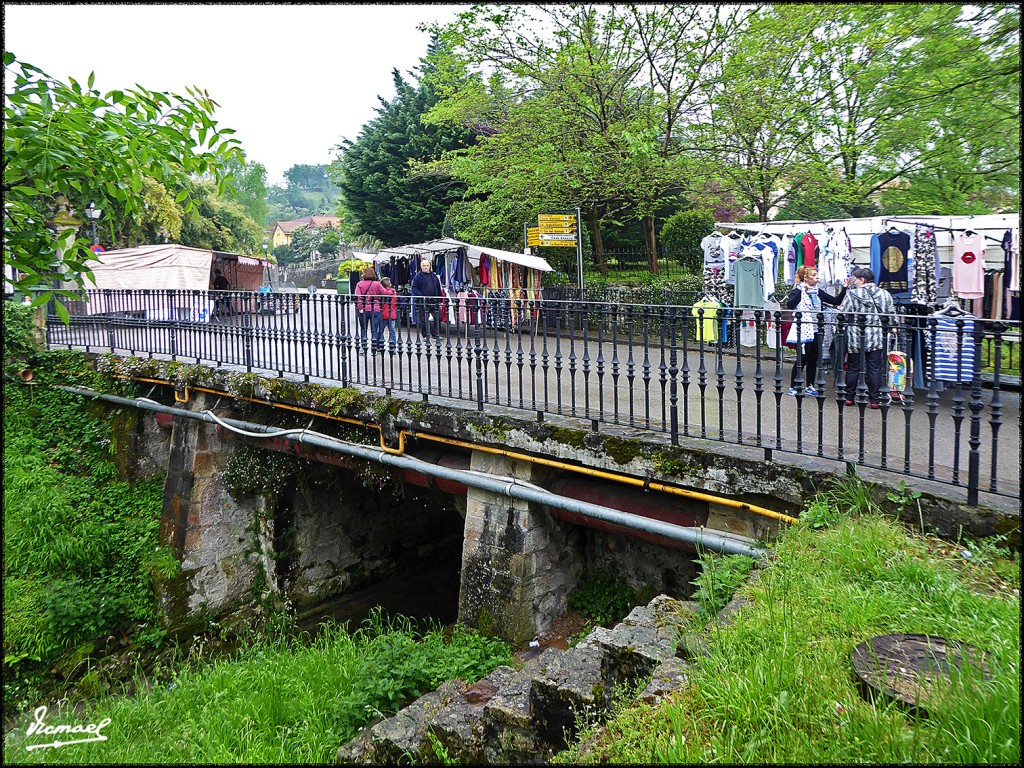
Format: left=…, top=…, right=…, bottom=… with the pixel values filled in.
left=785, top=266, right=847, bottom=396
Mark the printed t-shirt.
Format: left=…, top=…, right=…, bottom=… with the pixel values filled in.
left=952, top=232, right=985, bottom=299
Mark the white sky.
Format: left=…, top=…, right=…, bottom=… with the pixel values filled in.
left=4, top=2, right=466, bottom=186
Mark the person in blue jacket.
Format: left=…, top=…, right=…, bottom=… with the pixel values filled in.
left=411, top=258, right=443, bottom=339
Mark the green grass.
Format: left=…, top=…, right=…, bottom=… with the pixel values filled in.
left=4, top=611, right=511, bottom=764
left=555, top=513, right=1020, bottom=764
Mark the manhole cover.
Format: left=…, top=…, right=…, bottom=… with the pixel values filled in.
left=852, top=633, right=990, bottom=716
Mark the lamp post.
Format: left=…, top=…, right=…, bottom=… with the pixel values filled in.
left=84, top=201, right=102, bottom=246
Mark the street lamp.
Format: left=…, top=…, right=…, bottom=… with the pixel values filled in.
left=84, top=201, right=102, bottom=246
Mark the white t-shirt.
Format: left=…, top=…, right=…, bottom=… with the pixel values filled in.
left=952, top=232, right=986, bottom=299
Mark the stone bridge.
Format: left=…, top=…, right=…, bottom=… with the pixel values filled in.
left=60, top=349, right=1019, bottom=647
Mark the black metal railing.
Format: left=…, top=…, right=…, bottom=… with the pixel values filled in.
left=47, top=289, right=1021, bottom=505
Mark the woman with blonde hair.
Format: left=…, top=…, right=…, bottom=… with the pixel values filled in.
left=784, top=265, right=847, bottom=396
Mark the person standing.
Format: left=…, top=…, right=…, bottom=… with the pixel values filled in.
left=411, top=258, right=443, bottom=339
left=839, top=267, right=896, bottom=408
left=378, top=277, right=398, bottom=349
left=211, top=268, right=231, bottom=319
left=354, top=267, right=384, bottom=351
left=784, top=265, right=847, bottom=396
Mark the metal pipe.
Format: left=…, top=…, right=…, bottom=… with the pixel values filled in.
left=58, top=385, right=766, bottom=559
left=112, top=376, right=795, bottom=524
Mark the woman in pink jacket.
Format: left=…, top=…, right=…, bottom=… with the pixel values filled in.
left=354, top=267, right=385, bottom=351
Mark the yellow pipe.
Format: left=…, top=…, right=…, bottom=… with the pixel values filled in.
left=113, top=375, right=795, bottom=524
left=408, top=432, right=798, bottom=525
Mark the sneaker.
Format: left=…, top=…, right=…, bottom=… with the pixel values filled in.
left=787, top=387, right=798, bottom=396
left=869, top=402, right=881, bottom=410
left=805, top=387, right=819, bottom=397
left=844, top=399, right=855, bottom=406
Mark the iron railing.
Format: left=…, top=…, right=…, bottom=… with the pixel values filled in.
left=47, top=289, right=1021, bottom=505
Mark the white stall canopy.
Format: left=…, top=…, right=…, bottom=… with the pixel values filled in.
left=377, top=237, right=554, bottom=272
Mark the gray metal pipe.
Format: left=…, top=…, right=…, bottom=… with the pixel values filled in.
left=58, top=386, right=766, bottom=559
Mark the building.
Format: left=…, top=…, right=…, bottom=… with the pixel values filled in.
left=270, top=214, right=342, bottom=249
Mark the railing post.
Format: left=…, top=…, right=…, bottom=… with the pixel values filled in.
left=242, top=309, right=254, bottom=373
left=668, top=305, right=679, bottom=446
left=967, top=320, right=985, bottom=505
left=474, top=322, right=484, bottom=412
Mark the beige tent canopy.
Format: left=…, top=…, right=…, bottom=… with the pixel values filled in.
left=85, top=244, right=270, bottom=322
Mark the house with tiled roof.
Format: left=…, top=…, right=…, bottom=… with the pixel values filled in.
left=270, top=214, right=342, bottom=248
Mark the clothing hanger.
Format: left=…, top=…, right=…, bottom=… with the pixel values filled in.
left=936, top=298, right=966, bottom=317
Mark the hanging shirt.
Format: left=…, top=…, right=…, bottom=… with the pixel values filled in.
left=783, top=234, right=798, bottom=285
left=733, top=259, right=765, bottom=308
left=1003, top=228, right=1020, bottom=293
left=952, top=232, right=986, bottom=299
left=926, top=312, right=977, bottom=383
left=872, top=229, right=911, bottom=298
left=691, top=299, right=721, bottom=343
left=701, top=233, right=725, bottom=268
left=800, top=232, right=818, bottom=269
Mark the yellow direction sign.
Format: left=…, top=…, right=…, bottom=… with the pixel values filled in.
left=538, top=225, right=576, bottom=235
left=538, top=240, right=578, bottom=248
left=526, top=226, right=540, bottom=246
left=538, top=214, right=575, bottom=224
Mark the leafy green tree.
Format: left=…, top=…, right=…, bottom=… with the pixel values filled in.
left=272, top=243, right=297, bottom=265
left=660, top=209, right=715, bottom=273
left=331, top=38, right=475, bottom=246
left=425, top=5, right=745, bottom=272
left=320, top=230, right=341, bottom=256
left=2, top=53, right=241, bottom=315
left=221, top=155, right=269, bottom=227
left=288, top=225, right=329, bottom=261
left=177, top=178, right=264, bottom=253
left=285, top=164, right=332, bottom=192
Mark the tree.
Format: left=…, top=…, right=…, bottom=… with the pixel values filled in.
left=272, top=243, right=297, bottom=265
left=660, top=209, right=715, bottom=273
left=424, top=4, right=746, bottom=272
left=177, top=178, right=265, bottom=253
left=331, top=38, right=476, bottom=246
left=221, top=155, right=269, bottom=227
left=285, top=164, right=331, bottom=192
left=2, top=53, right=241, bottom=314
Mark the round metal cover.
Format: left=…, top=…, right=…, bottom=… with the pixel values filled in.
left=852, top=633, right=990, bottom=716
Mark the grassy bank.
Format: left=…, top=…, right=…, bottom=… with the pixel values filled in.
left=4, top=611, right=510, bottom=764
left=557, top=513, right=1020, bottom=764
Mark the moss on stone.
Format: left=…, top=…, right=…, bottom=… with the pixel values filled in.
left=548, top=426, right=587, bottom=450
left=601, top=436, right=644, bottom=465
left=476, top=608, right=495, bottom=637
left=470, top=417, right=513, bottom=442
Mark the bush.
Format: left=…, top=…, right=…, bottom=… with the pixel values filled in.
left=661, top=209, right=716, bottom=272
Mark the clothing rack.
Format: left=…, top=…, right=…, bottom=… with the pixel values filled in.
left=882, top=217, right=1006, bottom=246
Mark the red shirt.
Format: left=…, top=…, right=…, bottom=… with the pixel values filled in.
left=379, top=287, right=398, bottom=320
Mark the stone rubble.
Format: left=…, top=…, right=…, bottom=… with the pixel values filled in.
left=336, top=594, right=702, bottom=764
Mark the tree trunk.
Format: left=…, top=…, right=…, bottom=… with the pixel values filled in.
left=644, top=212, right=659, bottom=275
left=586, top=206, right=607, bottom=276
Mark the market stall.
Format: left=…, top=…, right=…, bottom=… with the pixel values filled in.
left=373, top=237, right=554, bottom=328
left=85, top=244, right=271, bottom=322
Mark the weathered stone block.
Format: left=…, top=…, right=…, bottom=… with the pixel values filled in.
left=482, top=668, right=548, bottom=764
left=528, top=647, right=606, bottom=750
left=640, top=657, right=692, bottom=703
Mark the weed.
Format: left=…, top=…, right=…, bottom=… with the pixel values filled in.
left=568, top=570, right=645, bottom=628
left=691, top=551, right=756, bottom=619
